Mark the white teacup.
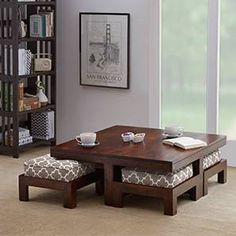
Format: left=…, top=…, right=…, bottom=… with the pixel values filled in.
left=164, top=126, right=183, bottom=136
left=76, top=132, right=96, bottom=145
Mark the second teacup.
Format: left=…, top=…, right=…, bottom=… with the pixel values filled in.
left=76, top=132, right=96, bottom=145
left=164, top=126, right=183, bottom=136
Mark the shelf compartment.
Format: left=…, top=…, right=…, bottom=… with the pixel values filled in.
left=0, top=104, right=55, bottom=116
left=0, top=138, right=55, bottom=155
left=18, top=138, right=55, bottom=150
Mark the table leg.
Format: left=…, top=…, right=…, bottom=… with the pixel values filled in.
left=189, top=181, right=202, bottom=201
left=164, top=190, right=177, bottom=216
left=192, top=158, right=203, bottom=199
left=104, top=163, right=123, bottom=207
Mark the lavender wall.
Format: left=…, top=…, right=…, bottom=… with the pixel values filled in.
left=57, top=0, right=150, bottom=143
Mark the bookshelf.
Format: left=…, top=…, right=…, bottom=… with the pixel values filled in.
left=0, top=0, right=56, bottom=158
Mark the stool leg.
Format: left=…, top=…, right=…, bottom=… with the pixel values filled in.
left=203, top=174, right=208, bottom=196
left=63, top=182, right=77, bottom=209
left=189, top=183, right=203, bottom=200
left=19, top=175, right=29, bottom=201
left=218, top=168, right=227, bottom=184
left=96, top=180, right=104, bottom=195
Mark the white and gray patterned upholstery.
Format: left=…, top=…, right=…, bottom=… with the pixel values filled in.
left=203, top=150, right=221, bottom=170
left=24, top=154, right=95, bottom=182
left=122, top=164, right=193, bottom=189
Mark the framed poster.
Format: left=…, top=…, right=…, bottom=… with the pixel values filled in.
left=79, top=13, right=130, bottom=89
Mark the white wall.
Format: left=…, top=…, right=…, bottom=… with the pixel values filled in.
left=57, top=0, right=150, bottom=143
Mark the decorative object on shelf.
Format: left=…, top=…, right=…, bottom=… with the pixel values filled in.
left=20, top=21, right=27, bottom=38
left=80, top=13, right=130, bottom=89
left=36, top=80, right=48, bottom=106
left=31, top=110, right=55, bottom=140
left=18, top=49, right=33, bottom=75
left=34, top=54, right=52, bottom=71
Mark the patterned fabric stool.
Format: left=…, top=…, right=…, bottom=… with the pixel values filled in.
left=203, top=150, right=227, bottom=195
left=19, top=154, right=103, bottom=208
left=122, top=164, right=193, bottom=188
left=121, top=164, right=197, bottom=215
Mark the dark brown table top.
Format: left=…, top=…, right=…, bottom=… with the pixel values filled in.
left=51, top=125, right=226, bottom=171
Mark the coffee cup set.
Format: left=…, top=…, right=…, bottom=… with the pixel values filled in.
left=121, top=132, right=145, bottom=143
left=162, top=126, right=184, bottom=139
left=75, top=132, right=99, bottom=148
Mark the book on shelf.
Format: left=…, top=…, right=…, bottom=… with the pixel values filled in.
left=30, top=11, right=54, bottom=38
left=3, top=82, right=14, bottom=112
left=162, top=137, right=207, bottom=150
left=19, top=96, right=41, bottom=112
left=18, top=49, right=33, bottom=76
left=19, top=82, right=24, bottom=100
left=3, top=127, right=33, bottom=147
left=4, top=82, right=9, bottom=112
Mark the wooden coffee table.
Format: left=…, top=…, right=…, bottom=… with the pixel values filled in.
left=51, top=125, right=226, bottom=215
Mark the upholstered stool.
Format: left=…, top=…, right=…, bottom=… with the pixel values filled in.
left=122, top=164, right=193, bottom=188
left=121, top=164, right=196, bottom=215
left=19, top=154, right=103, bottom=208
left=203, top=150, right=227, bottom=195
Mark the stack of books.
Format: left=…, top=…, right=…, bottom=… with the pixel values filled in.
left=18, top=49, right=33, bottom=75
left=18, top=82, right=41, bottom=112
left=4, top=127, right=33, bottom=147
left=19, top=96, right=41, bottom=112
left=30, top=11, right=54, bottom=37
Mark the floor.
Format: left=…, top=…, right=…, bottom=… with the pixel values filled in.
left=0, top=147, right=236, bottom=236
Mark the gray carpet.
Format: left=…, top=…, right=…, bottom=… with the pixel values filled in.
left=0, top=147, right=236, bottom=236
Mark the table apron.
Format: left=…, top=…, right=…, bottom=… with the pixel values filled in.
left=51, top=149, right=173, bottom=171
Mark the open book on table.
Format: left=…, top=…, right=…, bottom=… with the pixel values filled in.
left=162, top=137, right=207, bottom=150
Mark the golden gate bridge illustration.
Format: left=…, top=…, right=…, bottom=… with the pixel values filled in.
left=89, top=23, right=120, bottom=70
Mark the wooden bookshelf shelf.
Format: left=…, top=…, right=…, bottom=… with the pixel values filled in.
left=0, top=104, right=55, bottom=116
left=18, top=2, right=56, bottom=6
left=19, top=104, right=55, bottom=115
left=0, top=37, right=55, bottom=44
left=19, top=71, right=56, bottom=79
left=18, top=37, right=56, bottom=42
left=0, top=71, right=56, bottom=81
left=0, top=0, right=57, bottom=158
left=18, top=138, right=55, bottom=150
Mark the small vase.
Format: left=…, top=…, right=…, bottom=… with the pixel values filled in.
left=36, top=88, right=48, bottom=106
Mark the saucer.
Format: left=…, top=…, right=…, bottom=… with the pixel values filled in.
left=78, top=141, right=100, bottom=148
left=162, top=133, right=183, bottom=139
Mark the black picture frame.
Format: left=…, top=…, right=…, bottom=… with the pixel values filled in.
left=79, top=12, right=130, bottom=89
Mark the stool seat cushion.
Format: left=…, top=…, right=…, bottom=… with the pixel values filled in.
left=122, top=164, right=193, bottom=189
left=203, top=150, right=221, bottom=170
left=24, top=154, right=95, bottom=182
